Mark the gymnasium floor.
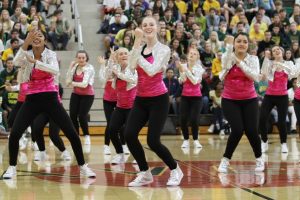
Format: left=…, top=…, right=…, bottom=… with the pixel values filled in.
left=0, top=134, right=300, bottom=200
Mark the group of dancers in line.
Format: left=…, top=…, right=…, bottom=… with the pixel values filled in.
left=1, top=15, right=300, bottom=187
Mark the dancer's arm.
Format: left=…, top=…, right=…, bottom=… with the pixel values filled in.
left=237, top=55, right=260, bottom=82
left=72, top=64, right=95, bottom=88
left=219, top=41, right=234, bottom=81
left=113, top=66, right=137, bottom=84
left=185, top=63, right=205, bottom=85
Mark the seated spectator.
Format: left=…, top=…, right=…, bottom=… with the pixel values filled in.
left=244, top=0, right=258, bottom=22
left=284, top=48, right=294, bottom=63
left=103, top=12, right=125, bottom=52
left=12, top=0, right=29, bottom=15
left=229, top=7, right=246, bottom=30
left=162, top=8, right=176, bottom=31
left=292, top=41, right=300, bottom=59
left=174, top=0, right=187, bottom=21
left=19, top=13, right=30, bottom=36
left=232, top=21, right=247, bottom=35
left=206, top=8, right=220, bottom=32
left=159, top=28, right=170, bottom=45
left=159, top=20, right=172, bottom=42
left=48, top=9, right=72, bottom=50
left=271, top=25, right=283, bottom=45
left=217, top=21, right=228, bottom=41
left=288, top=22, right=300, bottom=47
left=0, top=57, right=17, bottom=86
left=2, top=79, right=18, bottom=130
left=278, top=8, right=290, bottom=27
left=207, top=31, right=223, bottom=54
left=200, top=41, right=215, bottom=80
left=27, top=5, right=45, bottom=24
left=195, top=7, right=207, bottom=33
left=257, top=0, right=275, bottom=17
left=211, top=50, right=222, bottom=84
left=249, top=22, right=265, bottom=43
left=5, top=29, right=24, bottom=49
left=166, top=0, right=180, bottom=21
left=251, top=7, right=271, bottom=26
left=170, top=38, right=184, bottom=57
left=208, top=81, right=225, bottom=135
left=257, top=31, right=275, bottom=57
left=12, top=22, right=26, bottom=40
left=203, top=0, right=221, bottom=16
left=163, top=68, right=180, bottom=114
left=187, top=0, right=202, bottom=14
left=1, top=9, right=15, bottom=34
left=1, top=39, right=19, bottom=63
left=150, top=0, right=165, bottom=17
left=224, top=0, right=244, bottom=24
left=0, top=0, right=14, bottom=16
left=109, top=7, right=128, bottom=25
left=10, top=6, right=23, bottom=23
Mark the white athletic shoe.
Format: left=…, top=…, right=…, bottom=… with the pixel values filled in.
left=255, top=156, right=265, bottom=172
left=219, top=130, right=225, bottom=136
left=19, top=136, right=28, bottom=150
left=181, top=140, right=189, bottom=148
left=207, top=124, right=214, bottom=133
left=31, top=142, right=39, bottom=151
left=122, top=145, right=130, bottom=154
left=34, top=151, right=48, bottom=161
left=166, top=165, right=184, bottom=186
left=61, top=150, right=72, bottom=160
left=218, top=157, right=230, bottom=173
left=49, top=140, right=54, bottom=147
left=80, top=164, right=96, bottom=178
left=84, top=135, right=91, bottom=145
left=193, top=140, right=202, bottom=148
left=281, top=143, right=289, bottom=153
left=128, top=169, right=153, bottom=187
left=3, top=166, right=17, bottom=179
left=103, top=145, right=111, bottom=155
left=261, top=141, right=268, bottom=153
left=111, top=154, right=125, bottom=164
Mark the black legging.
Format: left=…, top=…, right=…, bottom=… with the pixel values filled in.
left=259, top=95, right=288, bottom=144
left=125, top=93, right=177, bottom=171
left=69, top=93, right=94, bottom=136
left=293, top=99, right=300, bottom=132
left=222, top=98, right=262, bottom=159
left=109, top=107, right=130, bottom=154
left=33, top=113, right=66, bottom=152
left=9, top=92, right=85, bottom=166
left=8, top=101, right=35, bottom=142
left=180, top=96, right=202, bottom=140
left=103, top=100, right=117, bottom=145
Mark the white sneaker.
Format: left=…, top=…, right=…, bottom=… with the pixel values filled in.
left=193, top=140, right=202, bottom=148
left=255, top=172, right=265, bottom=185
left=261, top=141, right=268, bottom=153
left=61, top=150, right=72, bottom=160
left=3, top=166, right=17, bottom=179
left=49, top=140, right=54, bottom=147
left=255, top=156, right=265, bottom=172
left=80, top=164, right=96, bottom=178
left=122, top=145, right=130, bottom=154
left=111, top=153, right=125, bottom=164
left=166, top=165, right=184, bottom=186
left=103, top=145, right=111, bottom=155
left=219, top=130, right=225, bottom=136
left=128, top=169, right=153, bottom=187
left=19, top=136, right=28, bottom=150
left=34, top=151, right=48, bottom=161
left=218, top=157, right=230, bottom=173
left=181, top=140, right=189, bottom=148
left=132, top=159, right=137, bottom=164
left=281, top=143, right=289, bottom=153
left=84, top=135, right=91, bottom=145
left=207, top=124, right=214, bottom=133
left=31, top=142, right=39, bottom=151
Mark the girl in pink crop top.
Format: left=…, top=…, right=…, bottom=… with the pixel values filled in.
left=178, top=48, right=205, bottom=148
left=4, top=30, right=95, bottom=179
left=66, top=50, right=95, bottom=145
left=217, top=34, right=264, bottom=174
left=259, top=45, right=297, bottom=153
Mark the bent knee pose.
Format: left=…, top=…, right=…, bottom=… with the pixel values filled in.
left=259, top=46, right=298, bottom=153
left=178, top=48, right=205, bottom=149
left=100, top=48, right=137, bottom=164
left=125, top=17, right=183, bottom=187
left=3, top=29, right=95, bottom=179
left=66, top=51, right=95, bottom=145
left=217, top=34, right=264, bottom=173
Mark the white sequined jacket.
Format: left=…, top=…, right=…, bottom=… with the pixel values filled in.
left=179, top=61, right=205, bottom=84
left=66, top=63, right=95, bottom=88
left=219, top=44, right=260, bottom=82
left=13, top=47, right=59, bottom=83
left=129, top=41, right=170, bottom=76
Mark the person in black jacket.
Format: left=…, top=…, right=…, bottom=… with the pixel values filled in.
left=163, top=68, right=180, bottom=114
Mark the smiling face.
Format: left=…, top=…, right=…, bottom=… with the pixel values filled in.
left=234, top=34, right=249, bottom=54
left=116, top=48, right=129, bottom=67
left=271, top=46, right=283, bottom=60
left=142, top=17, right=158, bottom=40
left=32, top=30, right=45, bottom=48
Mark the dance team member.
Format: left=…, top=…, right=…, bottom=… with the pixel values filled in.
left=178, top=48, right=205, bottom=149
left=100, top=47, right=137, bottom=164
left=3, top=30, right=95, bottom=179
left=124, top=17, right=183, bottom=187
left=259, top=45, right=297, bottom=153
left=217, top=33, right=264, bottom=173
left=66, top=50, right=95, bottom=145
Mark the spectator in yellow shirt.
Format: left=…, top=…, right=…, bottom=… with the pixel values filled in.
left=175, top=0, right=187, bottom=20
left=203, top=0, right=221, bottom=16
left=249, top=23, right=265, bottom=43
left=2, top=39, right=19, bottom=63
left=212, top=50, right=222, bottom=78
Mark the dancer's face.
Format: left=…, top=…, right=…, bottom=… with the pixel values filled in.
left=142, top=17, right=157, bottom=40
left=76, top=53, right=88, bottom=66
left=117, top=48, right=129, bottom=68
left=32, top=30, right=45, bottom=48
left=234, top=34, right=248, bottom=54
left=188, top=48, right=199, bottom=63
left=271, top=46, right=283, bottom=60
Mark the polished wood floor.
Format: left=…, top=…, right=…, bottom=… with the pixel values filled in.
left=0, top=134, right=300, bottom=200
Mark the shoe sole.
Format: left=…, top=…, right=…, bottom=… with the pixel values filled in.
left=80, top=173, right=96, bottom=178
left=128, top=179, right=153, bottom=187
